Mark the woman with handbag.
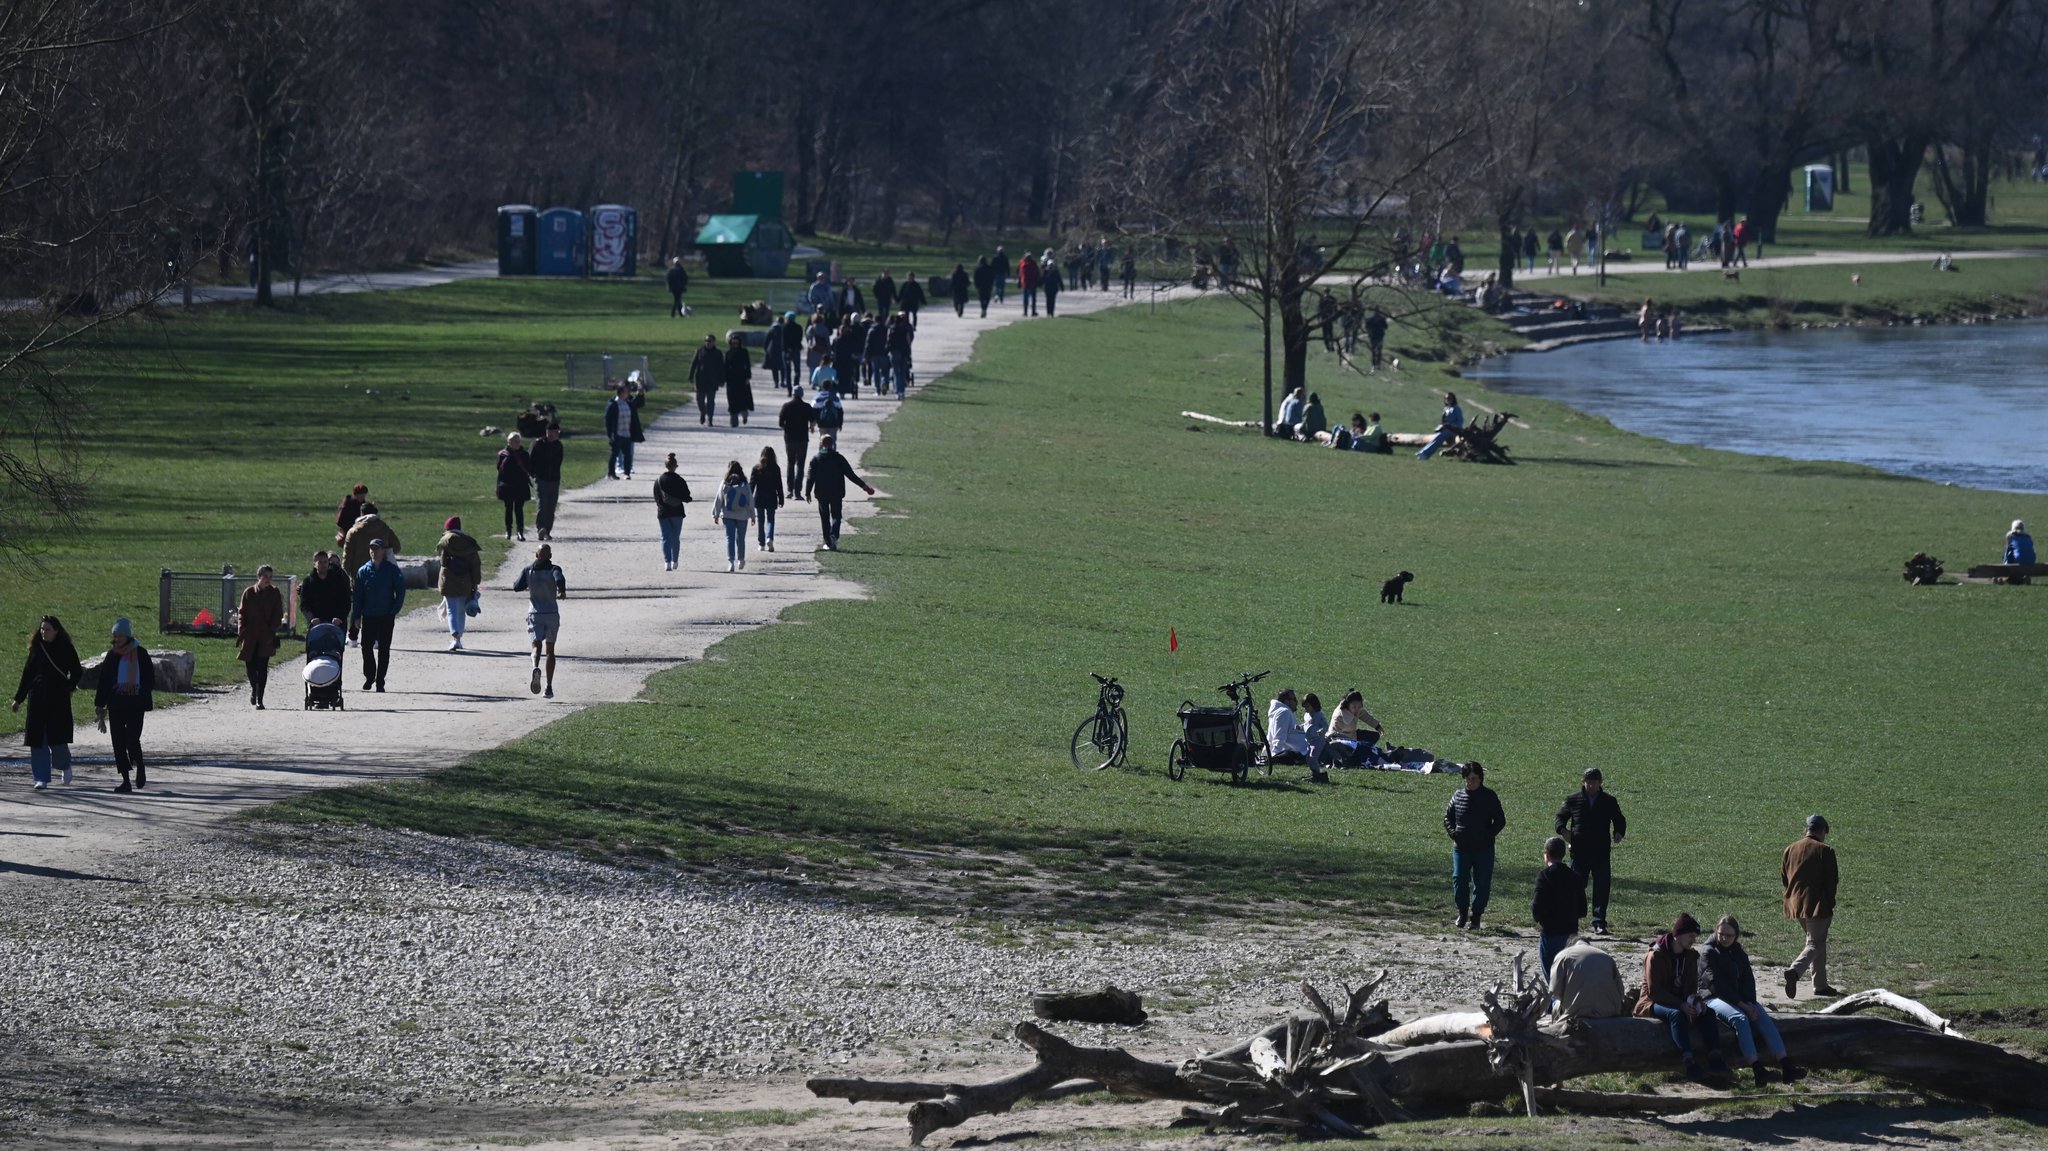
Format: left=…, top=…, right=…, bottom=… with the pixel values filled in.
left=653, top=453, right=692, bottom=571
left=496, top=431, right=533, bottom=540
left=11, top=616, right=82, bottom=788
left=235, top=566, right=285, bottom=708
left=435, top=515, right=483, bottom=650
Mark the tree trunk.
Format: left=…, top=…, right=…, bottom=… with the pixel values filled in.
left=1866, top=134, right=1929, bottom=237
left=1497, top=225, right=1516, bottom=293
left=1741, top=162, right=1791, bottom=245
left=1931, top=140, right=1992, bottom=227
left=1278, top=269, right=1309, bottom=397
left=792, top=94, right=817, bottom=235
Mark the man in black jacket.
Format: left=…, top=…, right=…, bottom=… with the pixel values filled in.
left=803, top=433, right=874, bottom=551
left=780, top=386, right=816, bottom=496
left=872, top=269, right=897, bottom=318
left=1556, top=767, right=1627, bottom=934
left=689, top=334, right=725, bottom=426
left=529, top=422, right=564, bottom=541
left=1531, top=835, right=1587, bottom=977
left=1443, top=762, right=1506, bottom=929
left=298, top=550, right=352, bottom=628
left=666, top=257, right=689, bottom=317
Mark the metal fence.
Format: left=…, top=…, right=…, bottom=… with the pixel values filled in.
left=564, top=353, right=654, bottom=392
left=158, top=566, right=299, bottom=638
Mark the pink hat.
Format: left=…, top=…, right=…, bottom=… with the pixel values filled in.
left=445, top=516, right=461, bottom=531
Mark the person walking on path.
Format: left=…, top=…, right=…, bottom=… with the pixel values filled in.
left=689, top=334, right=725, bottom=427
left=751, top=447, right=785, bottom=553
left=666, top=256, right=690, bottom=317
left=530, top=423, right=563, bottom=541
left=299, top=550, right=350, bottom=630
left=972, top=257, right=995, bottom=317
left=496, top=432, right=533, bottom=541
left=12, top=616, right=82, bottom=788
left=886, top=312, right=914, bottom=398
left=605, top=381, right=645, bottom=479
left=1565, top=225, right=1585, bottom=274
left=1443, top=761, right=1506, bottom=930
left=1702, top=915, right=1806, bottom=1086
left=1522, top=227, right=1539, bottom=273
left=1017, top=251, right=1041, bottom=316
left=763, top=315, right=788, bottom=395
left=712, top=461, right=756, bottom=572
left=992, top=246, right=1009, bottom=304
left=92, top=618, right=155, bottom=793
left=1546, top=227, right=1563, bottom=275
left=341, top=504, right=399, bottom=646
left=872, top=269, right=897, bottom=319
left=351, top=538, right=406, bottom=692
left=898, top=272, right=925, bottom=328
left=1781, top=814, right=1840, bottom=999
left=1531, top=834, right=1586, bottom=976
left=803, top=433, right=874, bottom=552
left=723, top=332, right=755, bottom=426
left=1121, top=248, right=1137, bottom=297
left=1041, top=251, right=1063, bottom=317
left=1556, top=767, right=1627, bottom=934
left=950, top=263, right=971, bottom=317
left=235, top=565, right=284, bottom=709
left=1633, top=913, right=1730, bottom=1082
left=779, top=386, right=815, bottom=496
left=511, top=544, right=566, bottom=698
left=435, top=516, right=482, bottom=650
left=334, top=483, right=368, bottom=546
left=653, top=453, right=692, bottom=571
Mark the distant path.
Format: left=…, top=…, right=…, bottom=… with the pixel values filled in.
left=0, top=284, right=1163, bottom=879
left=176, top=258, right=501, bottom=304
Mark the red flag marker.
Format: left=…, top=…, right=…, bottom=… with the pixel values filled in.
left=1169, top=628, right=1178, bottom=653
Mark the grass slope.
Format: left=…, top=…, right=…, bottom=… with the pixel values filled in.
left=256, top=288, right=2048, bottom=1015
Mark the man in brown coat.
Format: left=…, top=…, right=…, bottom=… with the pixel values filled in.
left=1782, top=814, right=1840, bottom=999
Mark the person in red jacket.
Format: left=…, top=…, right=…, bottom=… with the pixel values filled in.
left=1018, top=252, right=1042, bottom=316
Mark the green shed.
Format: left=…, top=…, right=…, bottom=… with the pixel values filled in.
left=695, top=215, right=797, bottom=278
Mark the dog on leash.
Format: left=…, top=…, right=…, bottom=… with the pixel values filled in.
left=1380, top=571, right=1414, bottom=604
left=1721, top=268, right=1740, bottom=282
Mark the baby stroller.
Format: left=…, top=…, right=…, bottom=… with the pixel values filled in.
left=303, top=621, right=346, bottom=710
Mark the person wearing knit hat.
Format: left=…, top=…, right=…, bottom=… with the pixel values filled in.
left=1632, top=911, right=1729, bottom=1081
left=435, top=515, right=483, bottom=651
left=2006, top=519, right=2035, bottom=568
left=93, top=618, right=156, bottom=793
left=1782, top=814, right=1841, bottom=999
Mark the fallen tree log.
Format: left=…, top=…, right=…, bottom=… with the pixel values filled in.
left=1533, top=1086, right=1922, bottom=1115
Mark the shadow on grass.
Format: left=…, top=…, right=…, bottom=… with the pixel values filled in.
left=1658, top=1102, right=1987, bottom=1146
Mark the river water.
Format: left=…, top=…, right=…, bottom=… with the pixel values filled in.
left=1462, top=321, right=2048, bottom=494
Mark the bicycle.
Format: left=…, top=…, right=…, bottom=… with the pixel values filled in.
left=1217, top=670, right=1271, bottom=774
left=1070, top=672, right=1129, bottom=771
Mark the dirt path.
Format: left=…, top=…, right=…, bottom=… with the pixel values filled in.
left=0, top=285, right=1151, bottom=877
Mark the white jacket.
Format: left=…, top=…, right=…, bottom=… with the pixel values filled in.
left=1268, top=699, right=1309, bottom=758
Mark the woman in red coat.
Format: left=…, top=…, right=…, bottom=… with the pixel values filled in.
left=1017, top=252, right=1042, bottom=316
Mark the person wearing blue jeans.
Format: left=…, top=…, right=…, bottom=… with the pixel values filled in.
left=712, top=461, right=755, bottom=572
left=1702, top=915, right=1805, bottom=1086
left=652, top=453, right=691, bottom=571
left=12, top=615, right=82, bottom=789
left=804, top=433, right=875, bottom=552
left=1416, top=391, right=1465, bottom=460
left=605, top=383, right=644, bottom=479
left=1633, top=914, right=1730, bottom=1082
left=1530, top=835, right=1586, bottom=978
left=1442, top=762, right=1505, bottom=930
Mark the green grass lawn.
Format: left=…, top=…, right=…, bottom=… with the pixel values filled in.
left=196, top=282, right=2048, bottom=1021
left=1558, top=255, right=2048, bottom=326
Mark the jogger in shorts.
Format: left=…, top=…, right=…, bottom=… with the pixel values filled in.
left=512, top=543, right=567, bottom=699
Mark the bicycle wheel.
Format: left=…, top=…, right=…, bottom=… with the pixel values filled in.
left=1166, top=739, right=1186, bottom=781
left=1071, top=714, right=1115, bottom=771
left=1232, top=742, right=1252, bottom=785
left=1108, top=708, right=1130, bottom=768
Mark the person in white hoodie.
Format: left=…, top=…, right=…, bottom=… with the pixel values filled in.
left=1266, top=688, right=1323, bottom=781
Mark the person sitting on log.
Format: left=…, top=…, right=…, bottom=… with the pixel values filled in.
left=1547, top=938, right=1627, bottom=1022
left=1415, top=392, right=1465, bottom=460
left=1632, top=912, right=1732, bottom=1082
left=1701, top=914, right=1806, bottom=1087
left=2007, top=519, right=2035, bottom=566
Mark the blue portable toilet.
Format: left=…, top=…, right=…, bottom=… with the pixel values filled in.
left=587, top=204, right=638, bottom=276
left=536, top=207, right=586, bottom=276
left=497, top=204, right=537, bottom=275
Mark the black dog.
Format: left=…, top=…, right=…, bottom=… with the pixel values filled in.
left=1380, top=571, right=1414, bottom=604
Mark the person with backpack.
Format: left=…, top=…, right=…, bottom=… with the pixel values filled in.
left=711, top=460, right=756, bottom=572
left=803, top=433, right=874, bottom=552
left=652, top=453, right=692, bottom=571
left=435, top=515, right=482, bottom=651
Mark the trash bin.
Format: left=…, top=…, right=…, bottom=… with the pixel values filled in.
left=537, top=207, right=586, bottom=276
left=588, top=204, right=637, bottom=276
left=497, top=204, right=537, bottom=275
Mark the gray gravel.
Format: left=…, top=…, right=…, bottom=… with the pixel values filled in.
left=0, top=825, right=1513, bottom=1123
